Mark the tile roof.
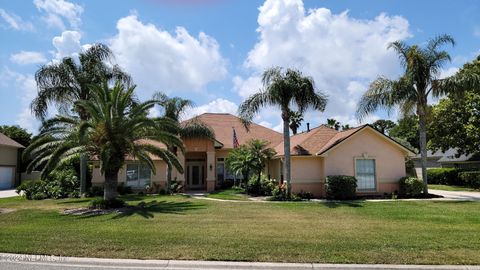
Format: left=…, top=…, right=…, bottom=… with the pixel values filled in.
left=0, top=132, right=24, bottom=148
left=186, top=113, right=283, bottom=149
left=274, top=125, right=363, bottom=156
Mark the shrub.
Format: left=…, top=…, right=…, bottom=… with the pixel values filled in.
left=86, top=186, right=104, bottom=197
left=459, top=171, right=480, bottom=189
left=117, top=182, right=133, bottom=195
left=427, top=168, right=461, bottom=185
left=325, top=175, right=357, bottom=200
left=89, top=198, right=126, bottom=209
left=399, top=177, right=425, bottom=198
left=16, top=180, right=47, bottom=200
left=221, top=179, right=234, bottom=189
left=269, top=184, right=288, bottom=201
left=246, top=175, right=277, bottom=196
left=297, top=190, right=314, bottom=200
left=16, top=168, right=79, bottom=200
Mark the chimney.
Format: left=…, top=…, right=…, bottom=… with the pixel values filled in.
left=307, top=123, right=310, bottom=132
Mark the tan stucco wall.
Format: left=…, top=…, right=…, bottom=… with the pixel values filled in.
left=0, top=146, right=18, bottom=166
left=291, top=157, right=324, bottom=184
left=92, top=160, right=167, bottom=187
left=323, top=128, right=406, bottom=193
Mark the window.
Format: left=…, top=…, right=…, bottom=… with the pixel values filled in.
left=355, top=159, right=376, bottom=191
left=126, top=163, right=151, bottom=188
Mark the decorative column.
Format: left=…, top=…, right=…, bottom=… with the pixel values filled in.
left=206, top=151, right=216, bottom=192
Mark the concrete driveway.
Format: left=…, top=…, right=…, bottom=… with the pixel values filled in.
left=429, top=189, right=480, bottom=201
left=0, top=189, right=18, bottom=198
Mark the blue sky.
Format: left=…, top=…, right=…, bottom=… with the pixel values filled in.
left=1, top=0, right=479, bottom=134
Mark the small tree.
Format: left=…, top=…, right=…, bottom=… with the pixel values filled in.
left=371, top=120, right=396, bottom=134
left=225, top=146, right=253, bottom=186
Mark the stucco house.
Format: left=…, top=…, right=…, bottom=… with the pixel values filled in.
left=0, top=132, right=24, bottom=190
left=91, top=113, right=414, bottom=197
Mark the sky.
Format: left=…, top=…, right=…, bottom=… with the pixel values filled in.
left=0, top=0, right=479, bottom=134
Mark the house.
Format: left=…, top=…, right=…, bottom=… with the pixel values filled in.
left=0, top=132, right=24, bottom=190
left=91, top=113, right=414, bottom=197
left=412, top=149, right=480, bottom=178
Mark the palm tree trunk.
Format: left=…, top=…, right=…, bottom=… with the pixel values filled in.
left=80, top=154, right=87, bottom=195
left=166, top=165, right=172, bottom=193
left=104, top=170, right=118, bottom=200
left=282, top=112, right=292, bottom=197
left=418, top=108, right=429, bottom=195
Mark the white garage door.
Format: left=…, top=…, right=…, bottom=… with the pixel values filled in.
left=0, top=167, right=14, bottom=190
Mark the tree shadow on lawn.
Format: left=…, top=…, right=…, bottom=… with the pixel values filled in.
left=111, top=200, right=205, bottom=219
left=324, top=201, right=364, bottom=208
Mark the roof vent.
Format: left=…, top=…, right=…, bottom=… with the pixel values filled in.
left=307, top=123, right=310, bottom=132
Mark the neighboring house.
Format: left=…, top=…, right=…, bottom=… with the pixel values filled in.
left=91, top=113, right=414, bottom=197
left=0, top=132, right=24, bottom=190
left=412, top=149, right=480, bottom=178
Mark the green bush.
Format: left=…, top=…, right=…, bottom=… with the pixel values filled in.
left=16, top=168, right=79, bottom=200
left=399, top=177, right=425, bottom=198
left=269, top=184, right=288, bottom=201
left=459, top=171, right=480, bottom=189
left=86, top=186, right=104, bottom=197
left=89, top=198, right=126, bottom=209
left=297, top=191, right=314, bottom=200
left=117, top=182, right=133, bottom=195
left=427, top=168, right=461, bottom=185
left=246, top=175, right=277, bottom=196
left=325, top=175, right=357, bottom=200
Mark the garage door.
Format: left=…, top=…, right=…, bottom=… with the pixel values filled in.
left=0, top=167, right=14, bottom=189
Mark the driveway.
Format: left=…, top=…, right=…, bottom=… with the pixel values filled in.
left=429, top=189, right=480, bottom=201
left=0, top=189, right=18, bottom=198
left=1, top=253, right=479, bottom=270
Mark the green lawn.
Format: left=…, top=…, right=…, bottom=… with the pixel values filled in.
left=205, top=187, right=249, bottom=201
left=429, top=184, right=478, bottom=192
left=1, top=195, right=480, bottom=264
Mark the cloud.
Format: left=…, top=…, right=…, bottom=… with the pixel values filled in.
left=109, top=14, right=228, bottom=98
left=52, top=30, right=83, bottom=60
left=235, top=0, right=411, bottom=127
left=0, top=9, right=33, bottom=30
left=34, top=0, right=83, bottom=30
left=232, top=75, right=262, bottom=99
left=184, top=98, right=238, bottom=120
left=0, top=68, right=38, bottom=133
left=439, top=67, right=459, bottom=79
left=10, top=51, right=47, bottom=65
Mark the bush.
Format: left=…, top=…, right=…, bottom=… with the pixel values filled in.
left=117, top=182, right=133, bottom=195
left=16, top=168, right=79, bottom=200
left=89, top=198, right=126, bottom=209
left=86, top=186, right=104, bottom=197
left=427, top=168, right=461, bottom=185
left=325, top=175, right=357, bottom=200
left=459, top=171, right=480, bottom=189
left=297, top=191, right=314, bottom=200
left=246, top=175, right=277, bottom=196
left=269, top=184, right=288, bottom=201
left=221, top=179, right=234, bottom=189
left=399, top=177, right=425, bottom=198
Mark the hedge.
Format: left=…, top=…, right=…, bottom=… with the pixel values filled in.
left=399, top=177, right=425, bottom=198
left=427, top=168, right=461, bottom=185
left=459, top=171, right=480, bottom=189
left=325, top=175, right=357, bottom=200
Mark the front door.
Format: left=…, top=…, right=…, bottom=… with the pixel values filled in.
left=186, top=162, right=205, bottom=190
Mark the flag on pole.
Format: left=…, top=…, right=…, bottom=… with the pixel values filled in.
left=232, top=127, right=239, bottom=148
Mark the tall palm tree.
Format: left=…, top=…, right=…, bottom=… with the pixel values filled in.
left=24, top=82, right=183, bottom=200
left=31, top=43, right=131, bottom=195
left=356, top=34, right=480, bottom=193
left=153, top=93, right=214, bottom=192
left=238, top=67, right=328, bottom=197
left=326, top=118, right=340, bottom=130
left=289, top=111, right=303, bottom=135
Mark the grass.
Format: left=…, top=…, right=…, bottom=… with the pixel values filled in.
left=429, top=184, right=478, bottom=192
left=206, top=187, right=249, bottom=201
left=0, top=195, right=480, bottom=264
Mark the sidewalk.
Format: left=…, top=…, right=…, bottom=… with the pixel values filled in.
left=0, top=253, right=479, bottom=270
left=0, top=189, right=18, bottom=198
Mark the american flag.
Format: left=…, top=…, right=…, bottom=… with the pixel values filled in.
left=232, top=127, right=239, bottom=148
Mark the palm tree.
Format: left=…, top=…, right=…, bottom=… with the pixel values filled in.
left=225, top=145, right=253, bottom=186
left=356, top=34, right=480, bottom=194
left=153, top=93, right=214, bottom=192
left=247, top=139, right=276, bottom=182
left=31, top=43, right=131, bottom=195
left=341, top=124, right=351, bottom=131
left=24, top=82, right=183, bottom=200
left=238, top=67, right=327, bottom=197
left=326, top=118, right=340, bottom=130
left=289, top=111, right=303, bottom=135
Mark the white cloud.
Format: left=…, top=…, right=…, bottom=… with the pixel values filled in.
left=10, top=51, right=47, bottom=65
left=232, top=75, right=262, bottom=99
left=236, top=0, right=411, bottom=127
left=184, top=98, right=238, bottom=120
left=0, top=68, right=38, bottom=133
left=0, top=9, right=33, bottom=31
left=52, top=30, right=83, bottom=60
left=110, top=15, right=228, bottom=98
left=439, top=67, right=459, bottom=79
left=34, top=0, right=83, bottom=30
